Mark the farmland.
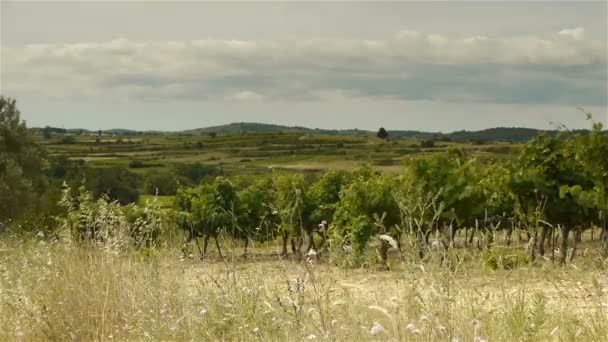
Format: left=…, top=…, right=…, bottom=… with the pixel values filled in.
left=3, top=98, right=608, bottom=341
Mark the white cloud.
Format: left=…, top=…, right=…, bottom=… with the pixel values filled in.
left=2, top=28, right=605, bottom=105
left=229, top=91, right=265, bottom=101
left=559, top=27, right=585, bottom=40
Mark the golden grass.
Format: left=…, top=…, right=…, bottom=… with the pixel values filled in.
left=1, top=239, right=606, bottom=341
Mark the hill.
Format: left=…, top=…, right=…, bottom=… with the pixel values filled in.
left=183, top=122, right=564, bottom=142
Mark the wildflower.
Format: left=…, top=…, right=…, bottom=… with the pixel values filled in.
left=406, top=323, right=417, bottom=333
left=475, top=337, right=488, bottom=342
left=306, top=334, right=317, bottom=340
left=253, top=327, right=259, bottom=333
left=575, top=328, right=584, bottom=337
left=199, top=308, right=208, bottom=317
left=419, top=314, right=430, bottom=322
left=370, top=322, right=385, bottom=336
left=379, top=234, right=399, bottom=249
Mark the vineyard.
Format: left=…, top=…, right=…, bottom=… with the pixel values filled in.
left=54, top=113, right=608, bottom=268
left=2, top=97, right=608, bottom=341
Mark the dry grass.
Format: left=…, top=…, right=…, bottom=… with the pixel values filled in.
left=1, top=238, right=607, bottom=341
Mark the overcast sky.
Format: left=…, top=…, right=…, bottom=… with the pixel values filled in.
left=1, top=1, right=606, bottom=132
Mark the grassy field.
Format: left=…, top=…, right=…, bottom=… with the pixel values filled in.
left=41, top=131, right=518, bottom=178
left=1, top=237, right=606, bottom=341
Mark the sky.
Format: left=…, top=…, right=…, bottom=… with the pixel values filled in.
left=1, top=1, right=607, bottom=132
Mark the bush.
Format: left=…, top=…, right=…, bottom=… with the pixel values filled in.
left=143, top=172, right=180, bottom=196
left=60, top=135, right=77, bottom=144
left=174, top=162, right=220, bottom=184
left=129, top=160, right=146, bottom=168
left=85, top=167, right=140, bottom=204
left=419, top=139, right=436, bottom=148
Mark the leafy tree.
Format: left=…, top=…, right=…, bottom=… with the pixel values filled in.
left=174, top=162, right=220, bottom=184
left=143, top=171, right=181, bottom=196
left=42, top=126, right=52, bottom=139
left=511, top=132, right=591, bottom=262
left=0, top=97, right=48, bottom=225
left=332, top=169, right=399, bottom=265
left=60, top=135, right=77, bottom=144
left=560, top=114, right=608, bottom=254
left=85, top=167, right=140, bottom=205
left=237, top=179, right=278, bottom=247
left=271, top=173, right=312, bottom=257
left=377, top=127, right=389, bottom=140
left=175, top=177, right=239, bottom=258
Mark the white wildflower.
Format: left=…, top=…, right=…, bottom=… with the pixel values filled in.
left=370, top=322, right=385, bottom=336
left=406, top=323, right=417, bottom=333
left=419, top=314, right=430, bottom=322
left=306, top=334, right=317, bottom=340
left=378, top=234, right=399, bottom=249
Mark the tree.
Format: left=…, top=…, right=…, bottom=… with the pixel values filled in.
left=332, top=168, right=399, bottom=265
left=174, top=162, right=220, bottom=184
left=42, top=126, right=52, bottom=139
left=0, top=97, right=48, bottom=224
left=143, top=171, right=181, bottom=196
left=85, top=167, right=140, bottom=205
left=377, top=127, right=389, bottom=140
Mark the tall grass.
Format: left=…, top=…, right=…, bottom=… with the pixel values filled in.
left=0, top=237, right=606, bottom=341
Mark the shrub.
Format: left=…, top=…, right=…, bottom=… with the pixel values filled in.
left=143, top=172, right=180, bottom=196
left=129, top=160, right=146, bottom=168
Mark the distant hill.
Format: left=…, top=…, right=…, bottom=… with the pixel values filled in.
left=183, top=122, right=568, bottom=142
left=34, top=122, right=601, bottom=143
left=183, top=122, right=370, bottom=137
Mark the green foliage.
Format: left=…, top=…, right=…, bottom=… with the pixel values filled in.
left=143, top=171, right=180, bottom=196
left=307, top=170, right=353, bottom=225
left=85, top=167, right=140, bottom=205
left=271, top=173, right=310, bottom=238
left=59, top=135, right=77, bottom=145
left=376, top=127, right=389, bottom=140
left=331, top=169, right=399, bottom=263
left=238, top=178, right=277, bottom=242
left=57, top=183, right=163, bottom=249
left=0, top=97, right=48, bottom=224
left=174, top=162, right=220, bottom=184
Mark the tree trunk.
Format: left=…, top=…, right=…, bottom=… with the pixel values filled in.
left=570, top=229, right=580, bottom=262
left=202, top=234, right=210, bottom=259
left=560, top=225, right=571, bottom=264
left=378, top=240, right=390, bottom=265
left=215, top=237, right=223, bottom=259
left=448, top=223, right=456, bottom=248
left=280, top=232, right=289, bottom=256
left=505, top=224, right=513, bottom=246
left=538, top=225, right=549, bottom=256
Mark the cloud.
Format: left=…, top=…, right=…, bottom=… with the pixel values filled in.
left=2, top=28, right=606, bottom=106
left=229, top=90, right=265, bottom=101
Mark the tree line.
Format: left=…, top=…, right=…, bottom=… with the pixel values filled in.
left=2, top=96, right=607, bottom=267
